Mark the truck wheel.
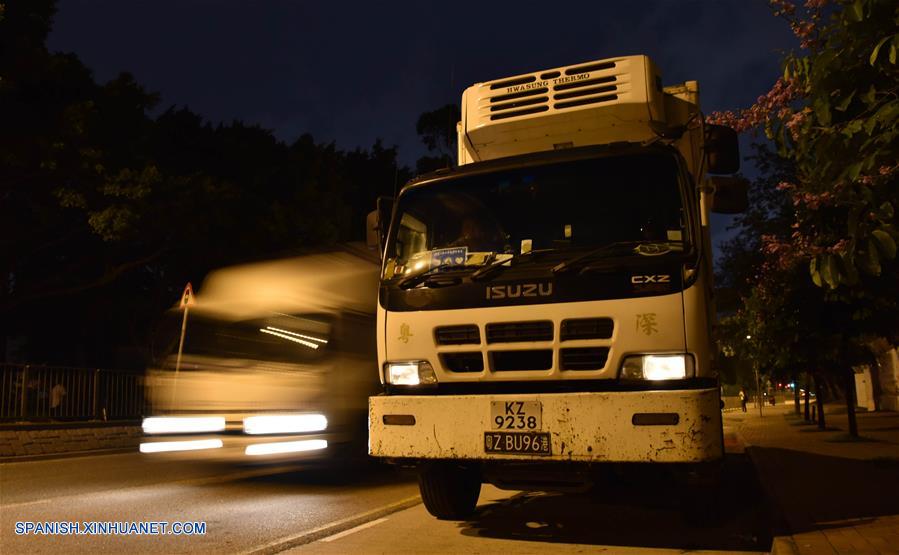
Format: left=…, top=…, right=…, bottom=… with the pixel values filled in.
left=682, top=486, right=722, bottom=527
left=680, top=463, right=723, bottom=527
left=418, top=462, right=481, bottom=520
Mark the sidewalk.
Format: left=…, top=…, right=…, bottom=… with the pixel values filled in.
left=725, top=403, right=899, bottom=554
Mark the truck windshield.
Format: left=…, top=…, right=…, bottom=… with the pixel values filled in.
left=384, top=152, right=687, bottom=279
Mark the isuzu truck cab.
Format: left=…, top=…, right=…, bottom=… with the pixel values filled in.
left=366, top=55, right=746, bottom=519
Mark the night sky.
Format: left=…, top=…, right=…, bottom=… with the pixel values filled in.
left=47, top=0, right=799, bottom=247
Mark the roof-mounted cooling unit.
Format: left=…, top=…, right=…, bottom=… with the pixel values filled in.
left=458, top=55, right=665, bottom=164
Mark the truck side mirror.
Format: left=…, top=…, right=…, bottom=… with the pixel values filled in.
left=366, top=196, right=394, bottom=255
left=705, top=124, right=740, bottom=174
left=709, top=176, right=748, bottom=214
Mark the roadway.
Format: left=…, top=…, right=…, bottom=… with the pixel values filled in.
left=1, top=424, right=772, bottom=554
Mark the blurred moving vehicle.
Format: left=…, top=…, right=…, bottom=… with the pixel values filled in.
left=140, top=245, right=380, bottom=463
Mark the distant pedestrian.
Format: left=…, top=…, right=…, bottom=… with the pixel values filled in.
left=739, top=388, right=747, bottom=412
left=51, top=382, right=67, bottom=417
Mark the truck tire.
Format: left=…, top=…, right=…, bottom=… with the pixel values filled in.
left=680, top=462, right=723, bottom=527
left=418, top=462, right=481, bottom=520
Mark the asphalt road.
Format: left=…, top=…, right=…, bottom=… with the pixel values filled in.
left=2, top=426, right=773, bottom=554
left=1, top=453, right=419, bottom=554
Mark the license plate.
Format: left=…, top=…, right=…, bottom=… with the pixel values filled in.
left=484, top=431, right=551, bottom=455
left=490, top=400, right=541, bottom=430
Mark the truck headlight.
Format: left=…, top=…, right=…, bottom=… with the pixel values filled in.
left=385, top=361, right=437, bottom=386
left=620, top=354, right=694, bottom=380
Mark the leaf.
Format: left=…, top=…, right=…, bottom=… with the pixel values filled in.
left=872, top=229, right=897, bottom=259
left=861, top=239, right=882, bottom=276
left=835, top=90, right=856, bottom=112
left=874, top=100, right=899, bottom=124
left=822, top=254, right=839, bottom=289
left=814, top=96, right=832, bottom=126
left=870, top=36, right=890, bottom=65
left=861, top=85, right=877, bottom=107
left=863, top=114, right=878, bottom=135
left=842, top=119, right=863, bottom=137
left=848, top=0, right=864, bottom=22
left=846, top=162, right=863, bottom=182
left=810, top=258, right=823, bottom=287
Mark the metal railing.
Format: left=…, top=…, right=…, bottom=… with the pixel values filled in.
left=0, top=364, right=144, bottom=422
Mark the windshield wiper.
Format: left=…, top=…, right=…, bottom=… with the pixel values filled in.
left=397, top=264, right=482, bottom=290
left=469, top=250, right=551, bottom=282
left=552, top=241, right=683, bottom=274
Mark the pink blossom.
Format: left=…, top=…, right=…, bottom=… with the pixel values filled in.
left=777, top=181, right=796, bottom=191
left=706, top=77, right=800, bottom=133
left=769, top=0, right=796, bottom=16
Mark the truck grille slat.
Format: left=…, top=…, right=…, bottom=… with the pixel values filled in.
left=490, top=88, right=549, bottom=103
left=554, top=94, right=618, bottom=110
left=486, top=321, right=553, bottom=343
left=560, top=348, right=610, bottom=370
left=560, top=318, right=614, bottom=341
left=553, top=75, right=616, bottom=92
left=553, top=85, right=617, bottom=101
left=490, top=105, right=549, bottom=121
left=440, top=352, right=484, bottom=373
left=492, top=350, right=553, bottom=371
left=434, top=325, right=480, bottom=345
left=564, top=61, right=616, bottom=75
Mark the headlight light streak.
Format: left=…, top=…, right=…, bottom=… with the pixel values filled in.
left=245, top=439, right=328, bottom=456
left=259, top=328, right=320, bottom=349
left=139, top=439, right=223, bottom=453
left=142, top=416, right=226, bottom=435
left=243, top=414, right=328, bottom=435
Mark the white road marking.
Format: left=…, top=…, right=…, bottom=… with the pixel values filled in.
left=319, top=517, right=388, bottom=542
left=243, top=495, right=421, bottom=555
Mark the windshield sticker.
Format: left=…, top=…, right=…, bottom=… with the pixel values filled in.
left=666, top=230, right=682, bottom=241
left=635, top=243, right=672, bottom=256
left=430, top=247, right=468, bottom=269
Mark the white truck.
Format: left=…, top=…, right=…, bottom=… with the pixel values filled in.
left=140, top=245, right=380, bottom=463
left=366, top=55, right=746, bottom=519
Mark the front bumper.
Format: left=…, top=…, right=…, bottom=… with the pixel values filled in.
left=369, top=388, right=723, bottom=463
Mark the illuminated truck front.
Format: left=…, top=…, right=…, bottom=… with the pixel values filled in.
left=377, top=145, right=707, bottom=390
left=372, top=145, right=720, bottom=453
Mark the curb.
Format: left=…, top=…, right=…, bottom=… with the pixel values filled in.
left=0, top=420, right=141, bottom=431
left=0, top=446, right=136, bottom=463
left=739, top=428, right=799, bottom=555
left=242, top=495, right=422, bottom=554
